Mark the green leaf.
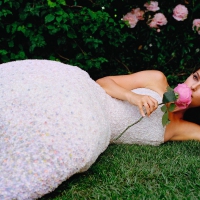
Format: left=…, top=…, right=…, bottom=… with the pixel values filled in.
left=161, top=105, right=167, bottom=112
left=6, top=24, right=11, bottom=33
left=67, top=29, right=77, bottom=39
left=62, top=24, right=69, bottom=31
left=100, top=30, right=105, bottom=37
left=0, top=50, right=8, bottom=55
left=27, top=23, right=32, bottom=28
left=56, top=16, right=62, bottom=23
left=47, top=0, right=56, bottom=8
left=169, top=103, right=176, bottom=112
left=162, top=111, right=170, bottom=127
left=18, top=51, right=25, bottom=58
left=167, top=86, right=174, bottom=92
left=193, top=3, right=200, bottom=12
left=8, top=41, right=14, bottom=47
left=59, top=0, right=66, bottom=5
left=162, top=90, right=176, bottom=104
left=45, top=14, right=55, bottom=23
left=17, top=25, right=26, bottom=34
left=11, top=23, right=18, bottom=34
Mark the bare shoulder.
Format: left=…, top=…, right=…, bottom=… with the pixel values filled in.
left=97, top=70, right=168, bottom=95
left=164, top=118, right=200, bottom=142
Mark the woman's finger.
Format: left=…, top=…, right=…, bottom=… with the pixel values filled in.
left=149, top=96, right=158, bottom=109
left=143, top=96, right=158, bottom=116
left=139, top=103, right=146, bottom=117
left=143, top=102, right=151, bottom=116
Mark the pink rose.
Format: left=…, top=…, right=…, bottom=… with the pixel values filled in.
left=192, top=19, right=200, bottom=34
left=149, top=13, right=167, bottom=28
left=174, top=83, right=192, bottom=109
left=149, top=20, right=158, bottom=28
left=173, top=4, right=188, bottom=21
left=132, top=8, right=145, bottom=20
left=123, top=12, right=138, bottom=28
left=144, top=1, right=160, bottom=12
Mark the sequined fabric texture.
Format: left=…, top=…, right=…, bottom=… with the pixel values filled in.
left=0, top=60, right=165, bottom=199
left=0, top=60, right=110, bottom=199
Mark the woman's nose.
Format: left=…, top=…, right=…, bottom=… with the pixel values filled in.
left=191, top=83, right=200, bottom=91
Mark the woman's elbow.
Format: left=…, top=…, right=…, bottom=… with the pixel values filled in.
left=96, top=77, right=110, bottom=87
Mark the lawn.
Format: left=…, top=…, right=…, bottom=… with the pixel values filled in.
left=41, top=141, right=200, bottom=200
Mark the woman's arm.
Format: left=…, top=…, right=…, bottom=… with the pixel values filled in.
left=96, top=70, right=168, bottom=116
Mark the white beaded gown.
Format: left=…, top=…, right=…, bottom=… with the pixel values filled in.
left=0, top=60, right=165, bottom=199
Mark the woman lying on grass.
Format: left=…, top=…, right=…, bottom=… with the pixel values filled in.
left=0, top=59, right=200, bottom=199
left=96, top=67, right=200, bottom=143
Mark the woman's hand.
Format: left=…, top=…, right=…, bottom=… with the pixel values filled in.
left=126, top=92, right=158, bottom=117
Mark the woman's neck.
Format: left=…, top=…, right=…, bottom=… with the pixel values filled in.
left=170, top=109, right=186, bottom=120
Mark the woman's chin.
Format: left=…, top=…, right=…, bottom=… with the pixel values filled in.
left=172, top=106, right=186, bottom=113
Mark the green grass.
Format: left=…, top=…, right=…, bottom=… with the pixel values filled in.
left=41, top=141, right=200, bottom=200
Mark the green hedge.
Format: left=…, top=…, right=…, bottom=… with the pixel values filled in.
left=0, top=0, right=200, bottom=85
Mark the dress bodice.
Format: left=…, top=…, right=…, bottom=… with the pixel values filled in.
left=106, top=88, right=165, bottom=146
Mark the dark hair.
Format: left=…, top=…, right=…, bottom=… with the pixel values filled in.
left=183, top=66, right=200, bottom=124
left=183, top=107, right=200, bottom=125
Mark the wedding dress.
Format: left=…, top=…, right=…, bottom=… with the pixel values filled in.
left=0, top=60, right=165, bottom=199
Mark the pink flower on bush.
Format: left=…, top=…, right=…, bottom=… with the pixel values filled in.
left=132, top=8, right=145, bottom=20
left=144, top=1, right=160, bottom=12
left=174, top=83, right=192, bottom=109
left=149, top=20, right=157, bottom=28
left=173, top=4, right=188, bottom=21
left=192, top=19, right=200, bottom=34
left=149, top=13, right=168, bottom=28
left=123, top=12, right=138, bottom=28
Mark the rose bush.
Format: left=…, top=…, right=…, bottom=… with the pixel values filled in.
left=193, top=19, right=200, bottom=34
left=133, top=8, right=145, bottom=21
left=123, top=12, right=138, bottom=28
left=173, top=4, right=188, bottom=21
left=174, top=83, right=192, bottom=109
left=122, top=1, right=199, bottom=39
left=0, top=0, right=200, bottom=84
left=144, top=1, right=160, bottom=12
left=123, top=1, right=191, bottom=32
left=148, top=13, right=168, bottom=28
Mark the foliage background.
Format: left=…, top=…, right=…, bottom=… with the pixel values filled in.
left=0, top=0, right=200, bottom=85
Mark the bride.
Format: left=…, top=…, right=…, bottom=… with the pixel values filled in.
left=0, top=59, right=199, bottom=199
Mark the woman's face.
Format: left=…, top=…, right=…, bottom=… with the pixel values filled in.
left=184, top=69, right=200, bottom=108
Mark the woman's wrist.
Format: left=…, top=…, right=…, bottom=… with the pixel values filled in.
left=125, top=91, right=137, bottom=105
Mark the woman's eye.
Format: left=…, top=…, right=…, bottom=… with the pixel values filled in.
left=193, top=74, right=198, bottom=80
